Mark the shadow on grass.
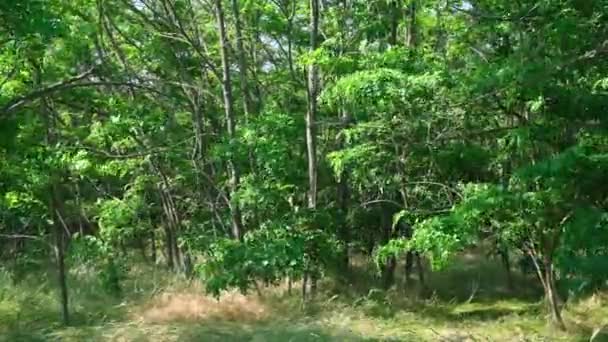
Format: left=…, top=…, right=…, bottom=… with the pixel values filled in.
left=175, top=320, right=383, bottom=342
left=328, top=252, right=543, bottom=304
left=314, top=251, right=547, bottom=326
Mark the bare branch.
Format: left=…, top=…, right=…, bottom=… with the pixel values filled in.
left=1, top=67, right=95, bottom=114
left=2, top=78, right=171, bottom=116
left=0, top=234, right=53, bottom=248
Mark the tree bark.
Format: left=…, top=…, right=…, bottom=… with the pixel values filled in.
left=544, top=257, right=566, bottom=330
left=302, top=0, right=320, bottom=300
left=214, top=0, right=244, bottom=241
left=336, top=0, right=351, bottom=273
left=164, top=222, right=175, bottom=270
left=230, top=0, right=253, bottom=119
left=53, top=201, right=70, bottom=326
left=389, top=0, right=400, bottom=45
left=337, top=171, right=350, bottom=271
left=415, top=252, right=425, bottom=289
left=150, top=229, right=157, bottom=264
left=405, top=250, right=414, bottom=284
left=529, top=249, right=566, bottom=330
left=302, top=272, right=309, bottom=302
left=380, top=208, right=396, bottom=289
left=38, top=60, right=70, bottom=325
left=499, top=248, right=514, bottom=290
left=306, top=0, right=319, bottom=211
left=405, top=0, right=417, bottom=48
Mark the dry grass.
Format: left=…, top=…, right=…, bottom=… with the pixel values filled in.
left=3, top=254, right=608, bottom=341
left=133, top=284, right=269, bottom=324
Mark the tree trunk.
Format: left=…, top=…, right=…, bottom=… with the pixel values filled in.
left=382, top=256, right=396, bottom=290
left=39, top=61, right=70, bottom=325
left=302, top=0, right=321, bottom=299
left=159, top=189, right=176, bottom=270
left=150, top=229, right=157, bottom=264
left=306, top=0, right=319, bottom=211
left=380, top=209, right=396, bottom=289
left=405, top=251, right=414, bottom=284
left=415, top=252, right=426, bottom=289
left=214, top=0, right=244, bottom=241
left=499, top=248, right=514, bottom=291
left=230, top=0, right=253, bottom=119
left=164, top=224, right=175, bottom=270
left=183, top=248, right=193, bottom=277
left=544, top=258, right=566, bottom=330
left=405, top=0, right=417, bottom=48
left=529, top=250, right=566, bottom=330
left=337, top=172, right=350, bottom=272
left=52, top=200, right=70, bottom=326
left=302, top=272, right=309, bottom=302
left=138, top=235, right=148, bottom=262
left=336, top=0, right=351, bottom=275
left=230, top=0, right=258, bottom=199
left=389, top=0, right=400, bottom=45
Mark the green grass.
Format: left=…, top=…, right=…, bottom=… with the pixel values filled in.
left=1, top=253, right=608, bottom=341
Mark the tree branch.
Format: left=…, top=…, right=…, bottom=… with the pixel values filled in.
left=0, top=234, right=53, bottom=248
left=1, top=67, right=94, bottom=114
left=2, top=78, right=171, bottom=116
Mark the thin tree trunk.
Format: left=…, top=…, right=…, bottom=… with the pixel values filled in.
left=39, top=60, right=70, bottom=325
left=405, top=0, right=417, bottom=48
left=54, top=219, right=70, bottom=325
left=544, top=258, right=566, bottom=330
left=415, top=252, right=425, bottom=289
left=303, top=0, right=320, bottom=299
left=302, top=272, right=309, bottom=302
left=499, top=248, right=514, bottom=290
left=380, top=209, right=396, bottom=289
left=164, top=224, right=175, bottom=270
left=159, top=191, right=173, bottom=270
left=172, top=233, right=182, bottom=271
left=230, top=0, right=252, bottom=119
left=389, top=0, right=400, bottom=45
left=382, top=256, right=397, bottom=289
left=337, top=172, right=350, bottom=272
left=183, top=248, right=193, bottom=277
left=11, top=239, right=19, bottom=285
left=230, top=0, right=260, bottom=228
left=528, top=249, right=565, bottom=329
left=405, top=251, right=414, bottom=284
left=150, top=228, right=157, bottom=264
left=306, top=0, right=319, bottom=211
left=214, top=0, right=244, bottom=241
left=529, top=250, right=548, bottom=294
left=337, top=0, right=351, bottom=274
left=163, top=190, right=183, bottom=269
left=138, top=234, right=148, bottom=262
left=51, top=196, right=70, bottom=325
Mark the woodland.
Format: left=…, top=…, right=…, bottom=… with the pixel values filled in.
left=2, top=0, right=608, bottom=341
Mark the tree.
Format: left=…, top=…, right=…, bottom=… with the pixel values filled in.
left=2, top=0, right=608, bottom=330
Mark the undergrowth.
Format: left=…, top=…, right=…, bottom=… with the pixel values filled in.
left=1, top=253, right=607, bottom=341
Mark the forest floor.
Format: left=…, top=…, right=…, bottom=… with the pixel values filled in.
left=1, top=253, right=608, bottom=342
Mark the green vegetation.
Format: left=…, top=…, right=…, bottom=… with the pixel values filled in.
left=2, top=255, right=608, bottom=341
left=2, top=0, right=608, bottom=340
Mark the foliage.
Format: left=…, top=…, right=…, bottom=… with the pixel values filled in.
left=1, top=0, right=608, bottom=330
left=200, top=214, right=343, bottom=297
